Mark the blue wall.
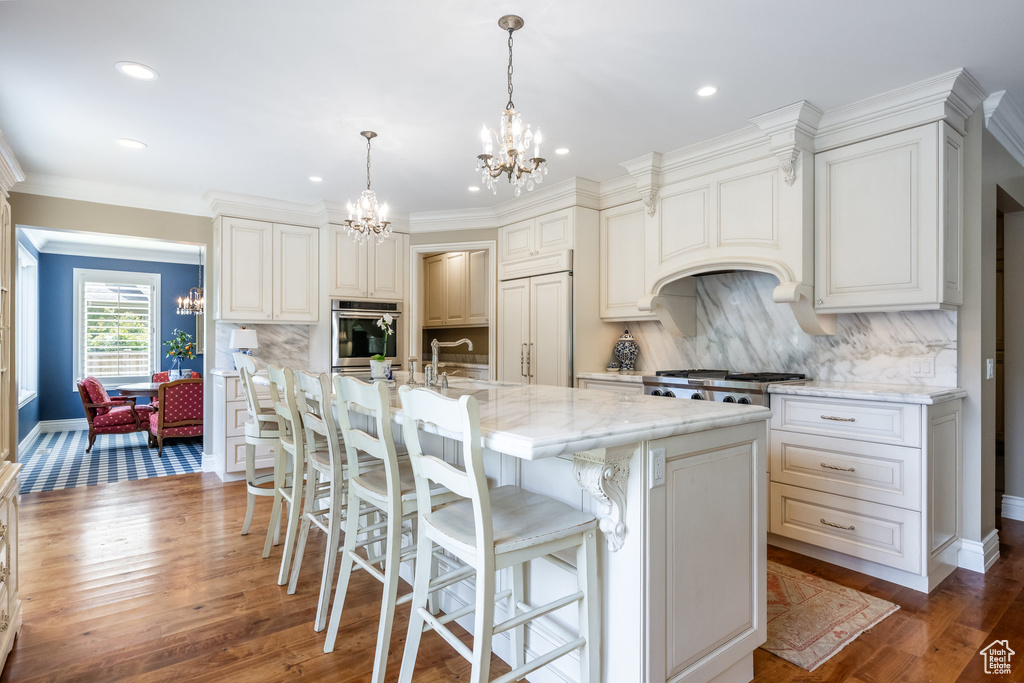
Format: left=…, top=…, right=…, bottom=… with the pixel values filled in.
left=38, top=253, right=204, bottom=421
left=16, top=231, right=39, bottom=441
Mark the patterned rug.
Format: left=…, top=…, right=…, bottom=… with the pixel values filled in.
left=762, top=560, right=900, bottom=671
left=19, top=430, right=202, bottom=494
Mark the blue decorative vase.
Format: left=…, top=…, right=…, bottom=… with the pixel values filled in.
left=614, top=328, right=639, bottom=371
left=169, top=356, right=183, bottom=380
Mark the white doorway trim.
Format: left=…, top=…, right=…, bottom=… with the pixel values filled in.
left=408, top=240, right=497, bottom=379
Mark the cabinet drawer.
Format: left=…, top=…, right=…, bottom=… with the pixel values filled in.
left=226, top=436, right=276, bottom=474
left=772, top=395, right=921, bottom=447
left=227, top=402, right=251, bottom=438
left=578, top=379, right=644, bottom=395
left=770, top=431, right=921, bottom=510
left=226, top=376, right=270, bottom=404
left=771, top=482, right=922, bottom=573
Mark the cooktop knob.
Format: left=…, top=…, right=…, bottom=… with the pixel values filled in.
left=665, top=390, right=676, bottom=398
left=723, top=396, right=736, bottom=403
left=691, top=393, right=704, bottom=400
left=738, top=397, right=752, bottom=405
left=651, top=390, right=663, bottom=396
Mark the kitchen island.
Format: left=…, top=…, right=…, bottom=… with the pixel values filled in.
left=256, top=372, right=771, bottom=683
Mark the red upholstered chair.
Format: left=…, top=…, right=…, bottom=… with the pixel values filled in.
left=150, top=370, right=201, bottom=410
left=148, top=378, right=204, bottom=456
left=77, top=377, right=154, bottom=453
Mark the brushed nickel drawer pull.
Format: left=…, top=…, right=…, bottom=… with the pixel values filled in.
left=820, top=518, right=855, bottom=531
left=821, top=415, right=855, bottom=422
left=820, top=462, right=856, bottom=472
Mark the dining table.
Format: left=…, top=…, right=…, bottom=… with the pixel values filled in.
left=115, top=382, right=162, bottom=398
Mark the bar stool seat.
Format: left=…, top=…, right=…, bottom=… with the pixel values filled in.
left=426, top=485, right=596, bottom=555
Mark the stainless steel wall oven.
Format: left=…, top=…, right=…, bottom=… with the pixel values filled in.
left=331, top=300, right=402, bottom=374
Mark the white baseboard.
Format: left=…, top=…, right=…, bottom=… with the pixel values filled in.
left=958, top=529, right=1000, bottom=573
left=17, top=423, right=41, bottom=453
left=1002, top=495, right=1024, bottom=522
left=38, top=418, right=89, bottom=433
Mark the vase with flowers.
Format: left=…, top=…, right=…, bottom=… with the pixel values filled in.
left=370, top=313, right=394, bottom=380
left=164, top=328, right=197, bottom=380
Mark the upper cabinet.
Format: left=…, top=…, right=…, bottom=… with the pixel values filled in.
left=498, top=208, right=574, bottom=262
left=423, top=249, right=489, bottom=328
left=216, top=217, right=319, bottom=323
left=327, top=227, right=406, bottom=301
left=600, top=201, right=655, bottom=321
left=814, top=121, right=963, bottom=313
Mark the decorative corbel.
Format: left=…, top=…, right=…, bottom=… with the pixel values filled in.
left=777, top=148, right=800, bottom=187
left=620, top=151, right=662, bottom=217
left=641, top=189, right=659, bottom=217
left=573, top=446, right=635, bottom=552
left=750, top=101, right=822, bottom=188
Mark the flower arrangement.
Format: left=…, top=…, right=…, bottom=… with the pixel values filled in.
left=371, top=313, right=393, bottom=362
left=164, top=329, right=197, bottom=360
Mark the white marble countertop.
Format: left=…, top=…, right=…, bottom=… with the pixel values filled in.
left=255, top=371, right=769, bottom=460
left=576, top=371, right=644, bottom=384
left=210, top=368, right=239, bottom=378
left=768, top=380, right=966, bottom=405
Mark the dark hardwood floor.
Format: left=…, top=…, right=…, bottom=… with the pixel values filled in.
left=3, top=472, right=1024, bottom=682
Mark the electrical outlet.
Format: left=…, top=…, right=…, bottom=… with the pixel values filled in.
left=910, top=357, right=935, bottom=378
left=987, top=358, right=995, bottom=380
left=649, top=447, right=666, bottom=488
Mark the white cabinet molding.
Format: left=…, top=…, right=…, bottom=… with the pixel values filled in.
left=984, top=90, right=1024, bottom=170
left=0, top=129, right=25, bottom=197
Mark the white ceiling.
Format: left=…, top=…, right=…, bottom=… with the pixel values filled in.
left=1, top=0, right=1023, bottom=217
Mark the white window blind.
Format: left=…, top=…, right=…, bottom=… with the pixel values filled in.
left=73, top=269, right=160, bottom=387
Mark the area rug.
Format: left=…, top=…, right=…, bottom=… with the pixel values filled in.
left=761, top=560, right=900, bottom=671
left=18, top=430, right=202, bottom=494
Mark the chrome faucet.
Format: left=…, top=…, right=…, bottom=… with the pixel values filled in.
left=428, top=338, right=473, bottom=387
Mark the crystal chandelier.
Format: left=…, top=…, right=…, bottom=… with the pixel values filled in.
left=176, top=246, right=204, bottom=315
left=345, top=131, right=391, bottom=244
left=477, top=15, right=547, bottom=197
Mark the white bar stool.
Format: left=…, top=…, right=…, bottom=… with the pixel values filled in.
left=233, top=353, right=280, bottom=539
left=397, top=386, right=601, bottom=683
left=264, top=365, right=321, bottom=585
left=323, top=376, right=459, bottom=683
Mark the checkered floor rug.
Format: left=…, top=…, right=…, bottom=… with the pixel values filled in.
left=19, top=430, right=203, bottom=494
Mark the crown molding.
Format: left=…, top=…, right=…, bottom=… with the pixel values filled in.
left=750, top=100, right=823, bottom=186
left=815, top=68, right=988, bottom=151
left=407, top=177, right=602, bottom=233
left=984, top=90, right=1024, bottom=170
left=17, top=173, right=210, bottom=216
left=205, top=190, right=322, bottom=226
left=32, top=241, right=201, bottom=264
left=0, top=129, right=25, bottom=197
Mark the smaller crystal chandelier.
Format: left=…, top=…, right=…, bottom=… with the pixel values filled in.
left=345, top=131, right=391, bottom=244
left=477, top=15, right=547, bottom=197
left=176, top=246, right=204, bottom=315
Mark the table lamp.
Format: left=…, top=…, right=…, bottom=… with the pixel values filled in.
left=229, top=327, right=259, bottom=359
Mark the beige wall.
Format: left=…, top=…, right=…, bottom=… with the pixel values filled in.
left=9, top=192, right=216, bottom=453
left=410, top=228, right=498, bottom=246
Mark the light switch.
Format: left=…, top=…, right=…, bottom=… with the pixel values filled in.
left=986, top=358, right=995, bottom=380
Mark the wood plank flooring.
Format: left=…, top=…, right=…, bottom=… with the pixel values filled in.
left=3, top=471, right=1024, bottom=682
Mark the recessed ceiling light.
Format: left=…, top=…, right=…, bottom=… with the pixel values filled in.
left=468, top=186, right=481, bottom=192
left=116, top=138, right=147, bottom=149
left=309, top=176, right=323, bottom=182
left=555, top=148, right=570, bottom=155
left=697, top=86, right=718, bottom=97
left=115, top=61, right=158, bottom=80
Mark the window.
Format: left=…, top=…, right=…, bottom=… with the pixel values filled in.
left=73, top=269, right=161, bottom=388
left=16, top=243, right=38, bottom=406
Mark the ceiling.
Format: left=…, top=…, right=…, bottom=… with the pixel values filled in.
left=1, top=0, right=1023, bottom=218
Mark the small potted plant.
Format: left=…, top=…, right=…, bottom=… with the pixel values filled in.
left=164, top=328, right=197, bottom=380
left=370, top=313, right=394, bottom=380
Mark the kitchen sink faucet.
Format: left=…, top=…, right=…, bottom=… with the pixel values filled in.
left=427, top=338, right=473, bottom=387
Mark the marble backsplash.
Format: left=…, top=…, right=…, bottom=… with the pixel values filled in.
left=622, top=272, right=958, bottom=386
left=215, top=322, right=313, bottom=371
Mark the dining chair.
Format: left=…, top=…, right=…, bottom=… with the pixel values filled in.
left=147, top=378, right=203, bottom=456
left=233, top=353, right=280, bottom=538
left=76, top=377, right=153, bottom=452
left=397, top=386, right=601, bottom=683
left=321, top=377, right=458, bottom=683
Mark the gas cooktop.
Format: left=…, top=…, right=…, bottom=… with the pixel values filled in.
left=642, top=369, right=808, bottom=405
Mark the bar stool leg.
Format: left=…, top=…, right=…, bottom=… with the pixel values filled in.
left=287, top=465, right=319, bottom=594
left=370, top=509, right=405, bottom=683
left=277, top=456, right=305, bottom=585
left=397, top=532, right=435, bottom=683
left=510, top=563, right=526, bottom=669
left=469, top=562, right=496, bottom=683
left=324, top=489, right=363, bottom=652
left=313, top=475, right=345, bottom=632
left=239, top=444, right=256, bottom=532
left=262, top=447, right=287, bottom=558
left=578, top=530, right=600, bottom=683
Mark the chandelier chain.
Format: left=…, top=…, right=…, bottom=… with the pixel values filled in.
left=506, top=28, right=515, bottom=110
left=365, top=136, right=372, bottom=191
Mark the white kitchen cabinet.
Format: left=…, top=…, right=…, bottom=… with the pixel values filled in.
left=0, top=462, right=21, bottom=674
left=422, top=250, right=489, bottom=328
left=327, top=226, right=405, bottom=301
left=212, top=372, right=275, bottom=476
left=600, top=201, right=656, bottom=321
left=768, top=393, right=962, bottom=592
left=216, top=218, right=318, bottom=323
left=498, top=208, right=574, bottom=263
left=814, top=121, right=963, bottom=313
left=496, top=271, right=571, bottom=387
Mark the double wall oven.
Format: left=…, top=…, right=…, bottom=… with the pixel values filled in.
left=331, top=300, right=403, bottom=375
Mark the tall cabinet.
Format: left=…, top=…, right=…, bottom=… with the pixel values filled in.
left=0, top=195, right=11, bottom=463
left=497, top=270, right=571, bottom=387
